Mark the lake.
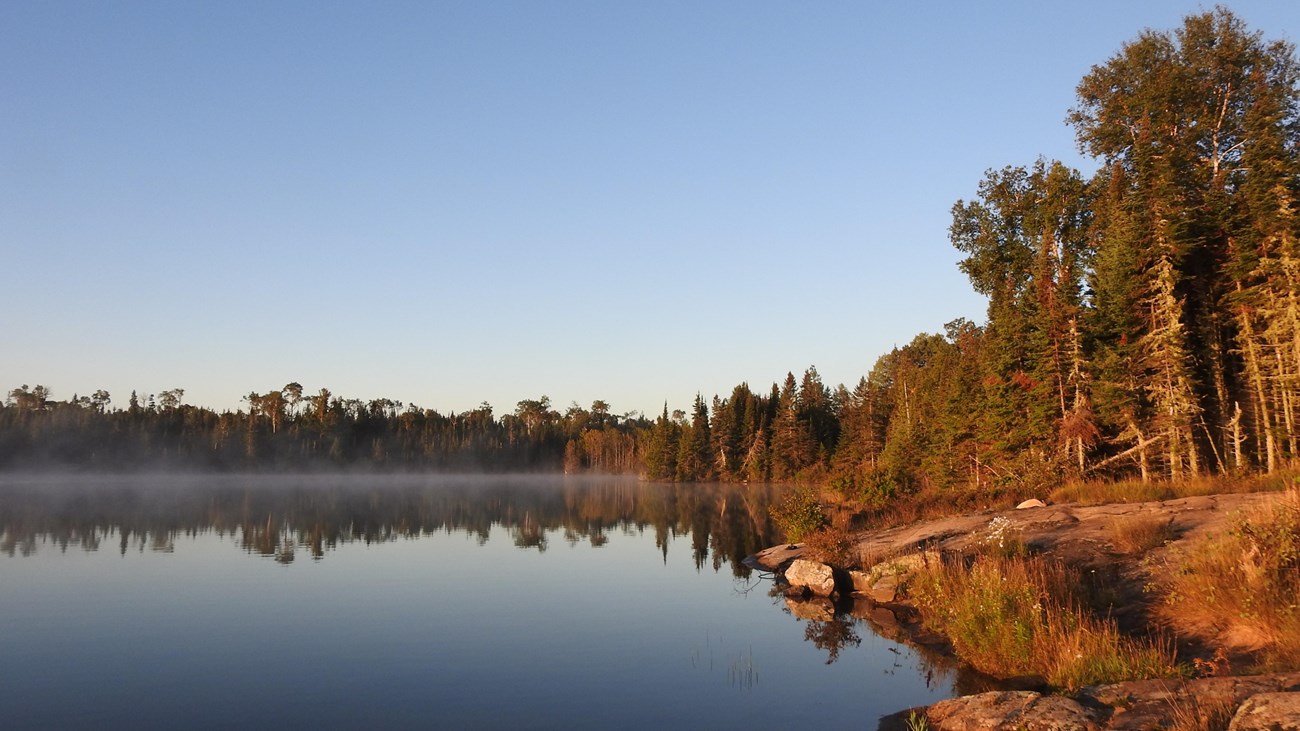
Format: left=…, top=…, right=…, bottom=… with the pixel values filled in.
left=0, top=474, right=973, bottom=729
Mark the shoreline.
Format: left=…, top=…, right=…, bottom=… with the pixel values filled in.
left=747, top=492, right=1300, bottom=729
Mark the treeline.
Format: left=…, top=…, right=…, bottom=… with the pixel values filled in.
left=609, top=8, right=1300, bottom=494
left=0, top=385, right=648, bottom=473
left=5, top=9, right=1299, bottom=493
left=934, top=8, right=1300, bottom=488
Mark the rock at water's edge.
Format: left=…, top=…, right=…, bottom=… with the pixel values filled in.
left=745, top=543, right=804, bottom=571
left=866, top=574, right=901, bottom=603
left=925, top=691, right=1100, bottom=731
left=785, top=558, right=836, bottom=597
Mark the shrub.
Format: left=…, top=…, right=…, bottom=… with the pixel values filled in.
left=829, top=468, right=899, bottom=509
left=769, top=486, right=825, bottom=543
left=802, top=519, right=856, bottom=567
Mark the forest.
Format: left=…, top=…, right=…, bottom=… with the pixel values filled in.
left=4, top=9, right=1300, bottom=496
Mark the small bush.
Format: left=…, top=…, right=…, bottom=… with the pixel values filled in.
left=802, top=519, right=856, bottom=567
left=769, top=486, right=825, bottom=543
left=829, top=468, right=899, bottom=509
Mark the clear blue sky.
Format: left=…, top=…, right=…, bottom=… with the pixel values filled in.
left=3, top=1, right=1297, bottom=418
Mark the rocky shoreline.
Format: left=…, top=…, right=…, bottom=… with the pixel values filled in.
left=746, top=494, right=1300, bottom=730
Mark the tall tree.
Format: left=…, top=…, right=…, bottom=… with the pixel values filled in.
left=951, top=161, right=1094, bottom=473
left=1070, top=7, right=1300, bottom=476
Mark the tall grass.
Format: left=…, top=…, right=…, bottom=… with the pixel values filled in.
left=1161, top=489, right=1300, bottom=669
left=1050, top=470, right=1296, bottom=507
left=1166, top=691, right=1236, bottom=731
left=907, top=554, right=1177, bottom=690
left=1109, top=514, right=1176, bottom=553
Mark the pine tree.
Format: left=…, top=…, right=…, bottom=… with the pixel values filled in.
left=1071, top=7, right=1300, bottom=477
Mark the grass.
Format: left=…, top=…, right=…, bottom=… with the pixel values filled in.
left=906, top=553, right=1178, bottom=690
left=1166, top=691, right=1236, bottom=731
left=849, top=471, right=1294, bottom=534
left=1109, top=514, right=1176, bottom=553
left=1049, top=470, right=1297, bottom=507
left=859, top=483, right=1021, bottom=530
left=1160, top=489, right=1300, bottom=669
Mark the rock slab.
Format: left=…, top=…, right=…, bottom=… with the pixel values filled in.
left=926, top=691, right=1100, bottom=731
left=1230, top=692, right=1300, bottom=731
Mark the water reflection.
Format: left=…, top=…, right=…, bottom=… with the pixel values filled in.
left=782, top=591, right=1011, bottom=699
left=0, top=475, right=785, bottom=576
left=803, top=617, right=862, bottom=664
left=0, top=475, right=978, bottom=728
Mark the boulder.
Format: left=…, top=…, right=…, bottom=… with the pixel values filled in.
left=1017, top=499, right=1048, bottom=509
left=785, top=558, right=836, bottom=597
left=1229, top=692, right=1300, bottom=731
left=868, top=550, right=942, bottom=578
left=847, top=569, right=901, bottom=602
left=847, top=569, right=874, bottom=594
left=866, top=574, right=901, bottom=603
left=925, top=691, right=1100, bottom=731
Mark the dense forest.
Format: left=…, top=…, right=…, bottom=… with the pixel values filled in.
left=4, top=9, right=1299, bottom=494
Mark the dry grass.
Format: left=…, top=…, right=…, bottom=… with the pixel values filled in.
left=1109, top=514, right=1177, bottom=553
left=861, top=484, right=1020, bottom=529
left=1166, top=691, right=1236, bottom=731
left=1050, top=470, right=1296, bottom=507
left=906, top=554, right=1177, bottom=690
left=1160, top=489, right=1300, bottom=669
left=851, top=471, right=1294, bottom=533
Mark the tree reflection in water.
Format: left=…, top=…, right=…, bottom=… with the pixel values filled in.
left=783, top=592, right=1017, bottom=696
left=0, top=475, right=786, bottom=577
left=803, top=618, right=862, bottom=664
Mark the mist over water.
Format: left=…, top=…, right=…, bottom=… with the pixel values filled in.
left=1, top=474, right=968, bottom=729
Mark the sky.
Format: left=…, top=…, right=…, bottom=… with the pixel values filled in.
left=3, top=1, right=1298, bottom=419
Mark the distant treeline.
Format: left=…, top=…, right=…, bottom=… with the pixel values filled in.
left=5, top=9, right=1300, bottom=494
left=0, top=386, right=645, bottom=473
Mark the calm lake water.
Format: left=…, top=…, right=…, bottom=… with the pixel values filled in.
left=1, top=475, right=972, bottom=729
